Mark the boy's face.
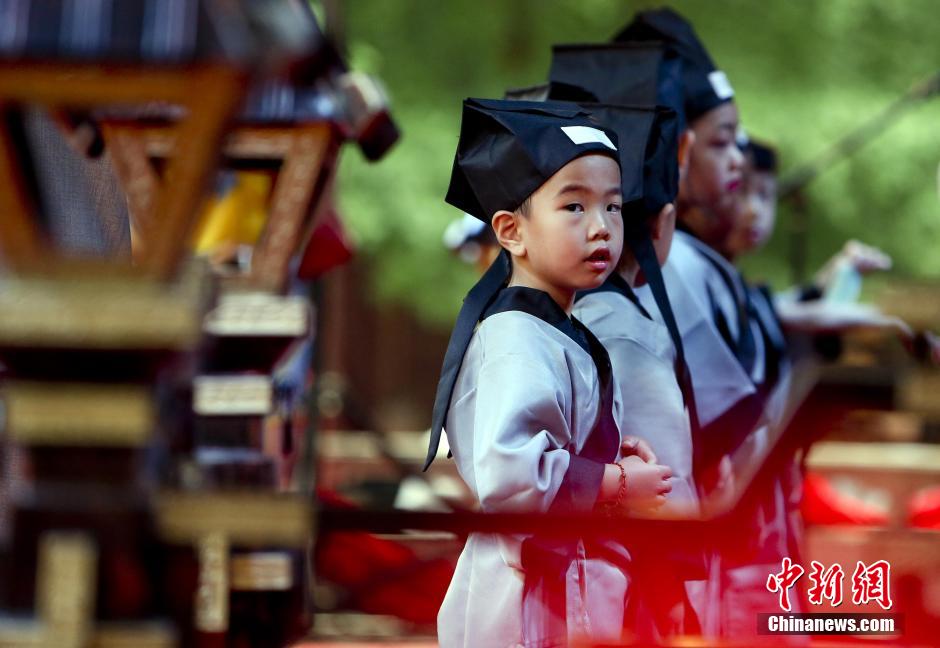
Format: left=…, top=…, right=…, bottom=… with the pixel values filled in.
left=725, top=166, right=778, bottom=258
left=681, top=102, right=744, bottom=230
left=514, top=153, right=624, bottom=302
left=744, top=168, right=777, bottom=250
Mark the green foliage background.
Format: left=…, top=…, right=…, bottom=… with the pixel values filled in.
left=334, top=0, right=940, bottom=328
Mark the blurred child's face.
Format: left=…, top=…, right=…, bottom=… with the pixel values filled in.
left=681, top=102, right=744, bottom=230
left=678, top=198, right=743, bottom=259
left=744, top=169, right=777, bottom=250
left=511, top=154, right=624, bottom=306
left=724, top=167, right=777, bottom=259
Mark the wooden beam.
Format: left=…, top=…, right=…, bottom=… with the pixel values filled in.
left=137, top=67, right=246, bottom=280
left=248, top=124, right=332, bottom=292
left=0, top=63, right=204, bottom=106
left=0, top=112, right=45, bottom=271
left=99, top=123, right=161, bottom=262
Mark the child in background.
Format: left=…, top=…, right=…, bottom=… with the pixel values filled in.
left=543, top=42, right=714, bottom=638
left=442, top=212, right=501, bottom=274
left=616, top=7, right=796, bottom=638
left=728, top=139, right=918, bottom=534
left=571, top=125, right=703, bottom=638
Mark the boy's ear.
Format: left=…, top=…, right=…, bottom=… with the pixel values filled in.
left=492, top=210, right=526, bottom=258
left=678, top=129, right=695, bottom=174
left=650, top=202, right=676, bottom=241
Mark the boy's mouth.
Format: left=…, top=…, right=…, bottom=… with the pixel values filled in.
left=585, top=247, right=611, bottom=269
left=747, top=226, right=766, bottom=245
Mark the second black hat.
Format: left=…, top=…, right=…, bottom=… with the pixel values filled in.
left=614, top=7, right=733, bottom=123
left=548, top=42, right=685, bottom=129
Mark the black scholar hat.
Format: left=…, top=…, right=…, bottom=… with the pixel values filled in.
left=445, top=98, right=620, bottom=222
left=614, top=7, right=734, bottom=123
left=548, top=42, right=685, bottom=130
left=581, top=104, right=678, bottom=218
left=528, top=94, right=679, bottom=217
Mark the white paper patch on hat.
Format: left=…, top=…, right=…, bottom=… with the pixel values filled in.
left=561, top=126, right=617, bottom=150
left=708, top=71, right=734, bottom=100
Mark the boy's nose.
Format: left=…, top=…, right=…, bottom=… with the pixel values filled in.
left=588, top=212, right=611, bottom=239
left=745, top=197, right=761, bottom=223
left=729, top=143, right=745, bottom=170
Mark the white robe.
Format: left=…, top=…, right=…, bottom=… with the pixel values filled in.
left=572, top=289, right=697, bottom=517
left=636, top=232, right=758, bottom=428
left=438, top=309, right=628, bottom=648
left=638, top=231, right=801, bottom=637
left=574, top=288, right=705, bottom=639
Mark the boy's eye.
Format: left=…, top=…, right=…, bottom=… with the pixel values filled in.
left=564, top=203, right=584, bottom=213
left=607, top=203, right=622, bottom=213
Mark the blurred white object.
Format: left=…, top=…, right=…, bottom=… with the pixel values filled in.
left=394, top=475, right=446, bottom=511
left=824, top=258, right=863, bottom=303
left=443, top=213, right=486, bottom=250
left=776, top=299, right=911, bottom=337
left=816, top=240, right=891, bottom=304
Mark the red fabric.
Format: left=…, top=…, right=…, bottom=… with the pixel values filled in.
left=315, top=490, right=413, bottom=586
left=909, top=485, right=940, bottom=528
left=801, top=473, right=889, bottom=526
left=314, top=489, right=454, bottom=624
left=354, top=557, right=453, bottom=624
left=296, top=208, right=354, bottom=279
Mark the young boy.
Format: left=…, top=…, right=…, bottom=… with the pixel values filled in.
left=424, top=98, right=673, bottom=647
left=615, top=9, right=763, bottom=467
left=726, top=139, right=778, bottom=258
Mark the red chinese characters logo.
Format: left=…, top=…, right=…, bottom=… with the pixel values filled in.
left=807, top=560, right=844, bottom=606
left=851, top=560, right=893, bottom=610
left=768, top=558, right=892, bottom=611
left=766, top=557, right=804, bottom=612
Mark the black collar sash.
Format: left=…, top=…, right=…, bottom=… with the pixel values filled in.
left=576, top=271, right=653, bottom=321
left=678, top=228, right=758, bottom=374
left=424, top=250, right=511, bottom=470
left=482, top=286, right=620, bottom=467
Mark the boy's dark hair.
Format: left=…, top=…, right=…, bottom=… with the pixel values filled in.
left=747, top=140, right=777, bottom=173
left=515, top=196, right=532, bottom=217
